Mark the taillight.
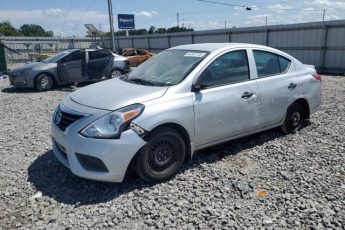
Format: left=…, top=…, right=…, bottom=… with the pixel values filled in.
left=312, top=73, right=322, bottom=81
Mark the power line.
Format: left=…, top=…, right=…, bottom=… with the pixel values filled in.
left=61, top=0, right=74, bottom=30
left=73, top=0, right=95, bottom=34
left=197, top=0, right=252, bottom=10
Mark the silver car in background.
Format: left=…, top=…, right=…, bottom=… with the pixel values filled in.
left=51, top=43, right=322, bottom=183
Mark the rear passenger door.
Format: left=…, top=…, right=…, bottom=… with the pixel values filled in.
left=252, top=50, right=299, bottom=127
left=193, top=50, right=260, bottom=147
left=86, top=50, right=112, bottom=80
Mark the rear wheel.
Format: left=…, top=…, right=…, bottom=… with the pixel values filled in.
left=281, top=102, right=305, bottom=134
left=35, top=74, right=53, bottom=91
left=134, top=127, right=186, bottom=183
left=108, top=69, right=123, bottom=79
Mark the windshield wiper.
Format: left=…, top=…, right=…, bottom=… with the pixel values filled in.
left=121, top=76, right=171, bottom=86
left=128, top=78, right=156, bottom=86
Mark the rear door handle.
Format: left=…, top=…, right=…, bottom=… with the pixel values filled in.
left=241, top=92, right=253, bottom=99
left=288, top=83, right=297, bottom=90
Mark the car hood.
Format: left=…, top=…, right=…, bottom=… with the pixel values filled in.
left=11, top=62, right=43, bottom=72
left=69, top=78, right=168, bottom=111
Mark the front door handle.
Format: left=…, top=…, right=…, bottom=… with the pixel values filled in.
left=288, top=83, right=297, bottom=90
left=241, top=92, right=253, bottom=99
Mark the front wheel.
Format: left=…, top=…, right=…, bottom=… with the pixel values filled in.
left=35, top=74, right=53, bottom=91
left=108, top=69, right=123, bottom=79
left=134, top=127, right=186, bottom=183
left=281, top=102, right=305, bottom=134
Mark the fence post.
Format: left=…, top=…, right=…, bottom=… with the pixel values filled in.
left=191, top=34, right=195, bottom=44
left=320, top=25, right=329, bottom=72
left=147, top=36, right=151, bottom=51
left=265, top=29, right=270, bottom=46
left=168, top=35, right=171, bottom=48
left=228, top=32, right=232, bottom=42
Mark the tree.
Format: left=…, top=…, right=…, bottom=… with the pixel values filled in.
left=156, top=28, right=167, bottom=34
left=0, top=21, right=21, bottom=36
left=167, top=26, right=193, bottom=33
left=105, top=25, right=194, bottom=37
left=19, top=24, right=53, bottom=37
left=148, top=26, right=156, bottom=34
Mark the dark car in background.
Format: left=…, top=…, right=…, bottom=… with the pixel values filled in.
left=8, top=48, right=130, bottom=91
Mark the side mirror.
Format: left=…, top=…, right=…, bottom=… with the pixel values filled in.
left=192, top=83, right=206, bottom=92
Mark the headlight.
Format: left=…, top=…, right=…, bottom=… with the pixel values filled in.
left=80, top=104, right=144, bottom=139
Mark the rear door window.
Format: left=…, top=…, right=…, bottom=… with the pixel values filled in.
left=88, top=50, right=110, bottom=60
left=278, top=56, right=291, bottom=73
left=137, top=49, right=147, bottom=55
left=253, top=50, right=291, bottom=77
left=125, top=50, right=136, bottom=56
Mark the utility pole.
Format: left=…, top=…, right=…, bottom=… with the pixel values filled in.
left=323, top=8, right=326, bottom=22
left=107, top=0, right=115, bottom=51
left=225, top=20, right=227, bottom=29
left=177, top=12, right=180, bottom=27
left=265, top=16, right=268, bottom=27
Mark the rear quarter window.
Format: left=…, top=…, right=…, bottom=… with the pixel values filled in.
left=253, top=50, right=291, bottom=78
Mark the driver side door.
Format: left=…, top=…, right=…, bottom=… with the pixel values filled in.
left=57, top=50, right=84, bottom=83
left=193, top=50, right=260, bottom=147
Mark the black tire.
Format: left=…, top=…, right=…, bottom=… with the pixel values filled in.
left=281, top=102, right=305, bottom=134
left=134, top=127, right=186, bottom=183
left=35, top=74, right=53, bottom=91
left=108, top=69, right=123, bottom=79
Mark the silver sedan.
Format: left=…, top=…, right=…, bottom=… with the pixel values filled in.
left=51, top=43, right=322, bottom=183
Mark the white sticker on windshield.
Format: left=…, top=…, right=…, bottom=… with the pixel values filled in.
left=184, top=52, right=206, bottom=57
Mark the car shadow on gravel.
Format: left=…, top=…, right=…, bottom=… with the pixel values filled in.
left=185, top=128, right=285, bottom=167
left=27, top=127, right=291, bottom=206
left=28, top=150, right=153, bottom=205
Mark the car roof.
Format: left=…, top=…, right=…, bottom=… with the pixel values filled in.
left=65, top=48, right=109, bottom=52
left=169, top=43, right=269, bottom=52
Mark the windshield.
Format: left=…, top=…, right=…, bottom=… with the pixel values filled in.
left=42, top=50, right=72, bottom=63
left=125, top=50, right=209, bottom=86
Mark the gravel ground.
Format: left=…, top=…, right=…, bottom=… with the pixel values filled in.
left=0, top=76, right=344, bottom=229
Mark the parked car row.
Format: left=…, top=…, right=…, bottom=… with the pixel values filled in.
left=8, top=47, right=154, bottom=91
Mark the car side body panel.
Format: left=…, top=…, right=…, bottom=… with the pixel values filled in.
left=134, top=44, right=321, bottom=156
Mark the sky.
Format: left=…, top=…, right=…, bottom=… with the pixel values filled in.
left=1, top=0, right=345, bottom=37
